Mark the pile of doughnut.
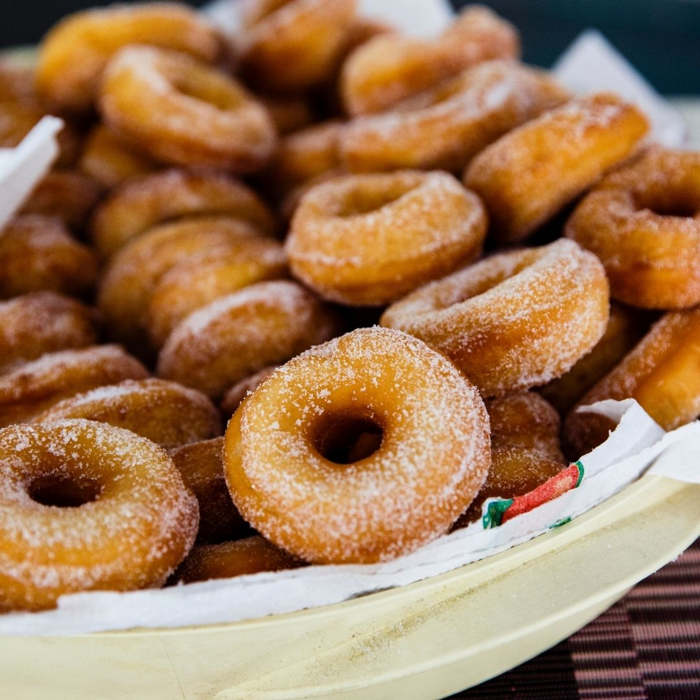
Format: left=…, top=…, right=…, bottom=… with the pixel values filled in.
left=0, top=0, right=698, bottom=613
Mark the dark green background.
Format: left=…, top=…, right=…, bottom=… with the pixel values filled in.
left=4, top=1, right=700, bottom=94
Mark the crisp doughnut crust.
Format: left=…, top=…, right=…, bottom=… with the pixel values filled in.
left=566, top=146, right=700, bottom=309
left=455, top=392, right=565, bottom=526
left=224, top=327, right=490, bottom=563
left=286, top=170, right=488, bottom=306
left=36, top=3, right=221, bottom=112
left=340, top=6, right=519, bottom=116
left=79, top=124, right=155, bottom=189
left=0, top=419, right=198, bottom=611
left=341, top=61, right=569, bottom=174
left=465, top=93, right=649, bottom=243
left=0, top=215, right=98, bottom=299
left=0, top=293, right=98, bottom=375
left=171, top=437, right=248, bottom=543
left=239, top=0, right=358, bottom=92
left=91, top=168, right=277, bottom=259
left=147, top=237, right=287, bottom=347
left=99, top=46, right=276, bottom=171
left=98, top=217, right=262, bottom=352
left=175, top=537, right=301, bottom=583
left=381, top=239, right=610, bottom=397
left=564, top=308, right=700, bottom=458
left=0, top=345, right=148, bottom=428
left=157, top=280, right=339, bottom=398
left=540, top=304, right=653, bottom=415
left=220, top=366, right=278, bottom=416
left=33, top=379, right=221, bottom=450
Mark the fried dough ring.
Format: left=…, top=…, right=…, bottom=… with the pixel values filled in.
left=286, top=170, right=488, bottom=306
left=220, top=366, right=278, bottom=416
left=381, top=239, right=610, bottom=397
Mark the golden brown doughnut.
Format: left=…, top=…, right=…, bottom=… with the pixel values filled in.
left=0, top=293, right=98, bottom=375
left=157, top=280, right=339, bottom=398
left=91, top=168, right=277, bottom=258
left=0, top=419, right=198, bottom=611
left=99, top=46, right=276, bottom=171
left=36, top=2, right=222, bottom=112
left=564, top=308, right=700, bottom=457
left=464, top=93, right=650, bottom=243
left=220, top=366, right=278, bottom=416
left=224, top=327, right=490, bottom=563
left=259, top=94, right=314, bottom=135
left=341, top=5, right=519, bottom=116
left=286, top=170, right=487, bottom=305
left=381, top=239, right=610, bottom=397
left=565, top=146, right=700, bottom=309
left=0, top=60, right=37, bottom=104
left=33, top=378, right=221, bottom=450
left=0, top=215, right=98, bottom=299
left=0, top=345, right=148, bottom=428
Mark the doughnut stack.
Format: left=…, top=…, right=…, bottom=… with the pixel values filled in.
left=0, top=0, right=697, bottom=612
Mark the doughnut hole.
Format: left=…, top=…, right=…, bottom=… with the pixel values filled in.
left=28, top=473, right=103, bottom=508
left=330, top=179, right=419, bottom=218
left=311, top=409, right=384, bottom=464
left=635, top=188, right=700, bottom=219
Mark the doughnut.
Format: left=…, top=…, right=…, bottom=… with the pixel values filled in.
left=36, top=2, right=222, bottom=112
left=220, top=366, right=278, bottom=416
left=540, top=304, right=653, bottom=414
left=280, top=169, right=346, bottom=222
left=79, top=124, right=156, bottom=189
left=0, top=345, right=148, bottom=428
left=0, top=419, right=198, bottom=611
left=0, top=215, right=98, bottom=299
left=157, top=280, right=339, bottom=398
left=224, top=327, right=490, bottom=563
left=454, top=392, right=565, bottom=527
left=20, top=171, right=102, bottom=231
left=238, top=0, right=358, bottom=92
left=175, top=537, right=301, bottom=583
left=340, top=6, right=519, bottom=116
left=147, top=236, right=287, bottom=347
left=32, top=378, right=222, bottom=450
left=341, top=60, right=569, bottom=174
left=565, top=146, right=700, bottom=309
left=0, top=293, right=98, bottom=375
left=0, top=60, right=37, bottom=104
left=564, top=308, right=700, bottom=458
left=464, top=93, right=650, bottom=243
left=259, top=94, right=314, bottom=135
left=98, top=217, right=262, bottom=352
left=91, top=168, right=277, bottom=258
left=171, top=437, right=249, bottom=543
left=381, top=239, right=610, bottom=397
left=286, top=170, right=488, bottom=306
left=99, top=46, right=276, bottom=171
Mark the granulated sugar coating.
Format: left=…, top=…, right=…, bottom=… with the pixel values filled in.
left=0, top=419, right=198, bottom=611
left=381, top=239, right=610, bottom=397
left=224, top=327, right=490, bottom=564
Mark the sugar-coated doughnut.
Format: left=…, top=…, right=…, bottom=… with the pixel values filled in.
left=239, top=0, right=358, bottom=92
left=0, top=419, right=198, bottom=611
left=566, top=146, right=700, bottom=309
left=381, top=239, right=610, bottom=397
left=157, top=280, right=339, bottom=398
left=540, top=304, right=653, bottom=415
left=0, top=215, right=98, bottom=299
left=171, top=437, right=249, bottom=543
left=33, top=379, right=221, bottom=450
left=341, top=6, right=519, bottom=116
left=224, top=327, right=490, bottom=563
left=147, top=236, right=287, bottom=347
left=342, top=61, right=569, bottom=174
left=564, top=308, right=700, bottom=457
left=465, top=93, right=649, bottom=243
left=286, top=170, right=488, bottom=306
left=175, top=537, right=301, bottom=583
left=0, top=293, right=98, bottom=375
left=0, top=345, right=148, bottom=429
left=91, top=168, right=277, bottom=258
left=98, top=217, right=261, bottom=352
left=36, top=2, right=221, bottom=112
left=99, top=46, right=276, bottom=171
left=220, top=366, right=278, bottom=416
